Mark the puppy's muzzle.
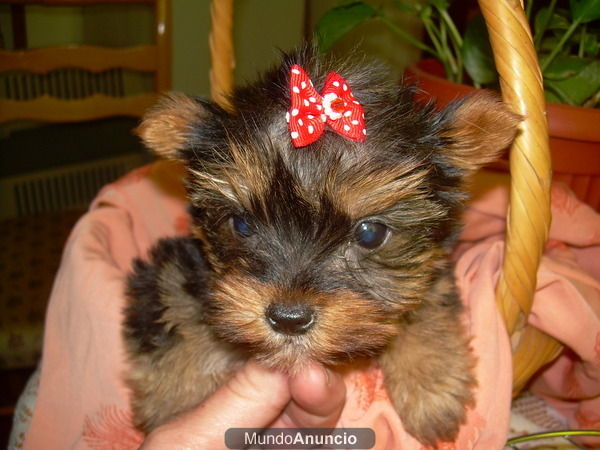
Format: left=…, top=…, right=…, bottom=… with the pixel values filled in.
left=265, top=303, right=315, bottom=336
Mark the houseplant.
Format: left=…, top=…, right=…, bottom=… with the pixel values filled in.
left=316, top=0, right=600, bottom=209
left=316, top=0, right=599, bottom=106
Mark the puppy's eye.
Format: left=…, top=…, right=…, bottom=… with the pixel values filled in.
left=231, top=215, right=253, bottom=237
left=355, top=221, right=388, bottom=249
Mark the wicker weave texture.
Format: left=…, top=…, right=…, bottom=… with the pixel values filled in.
left=209, top=0, right=235, bottom=110
left=478, top=0, right=560, bottom=394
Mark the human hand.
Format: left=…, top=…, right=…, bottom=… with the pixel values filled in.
left=140, top=360, right=346, bottom=449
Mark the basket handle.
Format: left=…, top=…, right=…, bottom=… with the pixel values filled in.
left=209, top=0, right=235, bottom=110
left=478, top=0, right=562, bottom=394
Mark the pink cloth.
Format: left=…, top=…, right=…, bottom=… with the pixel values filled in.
left=23, top=163, right=600, bottom=449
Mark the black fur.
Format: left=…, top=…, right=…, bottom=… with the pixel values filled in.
left=124, top=237, right=209, bottom=353
left=125, top=45, right=518, bottom=445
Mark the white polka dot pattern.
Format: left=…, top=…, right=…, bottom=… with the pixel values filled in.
left=287, top=64, right=366, bottom=148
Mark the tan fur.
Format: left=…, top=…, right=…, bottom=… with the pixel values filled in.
left=136, top=93, right=207, bottom=159
left=126, top=78, right=519, bottom=448
left=330, top=164, right=433, bottom=219
left=379, top=273, right=477, bottom=446
left=208, top=272, right=404, bottom=371
left=441, top=91, right=521, bottom=173
left=187, top=140, right=276, bottom=214
left=124, top=262, right=245, bottom=432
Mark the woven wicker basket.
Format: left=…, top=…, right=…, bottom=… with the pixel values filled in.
left=478, top=0, right=561, bottom=395
left=207, top=0, right=561, bottom=397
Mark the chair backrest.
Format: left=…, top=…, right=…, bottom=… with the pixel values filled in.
left=0, top=0, right=170, bottom=123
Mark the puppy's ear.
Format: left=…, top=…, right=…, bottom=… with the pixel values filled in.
left=438, top=91, right=521, bottom=174
left=136, top=93, right=209, bottom=160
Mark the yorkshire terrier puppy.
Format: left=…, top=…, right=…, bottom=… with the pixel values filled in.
left=123, top=46, right=519, bottom=446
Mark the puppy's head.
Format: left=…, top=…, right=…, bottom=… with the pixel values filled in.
left=137, top=48, right=520, bottom=370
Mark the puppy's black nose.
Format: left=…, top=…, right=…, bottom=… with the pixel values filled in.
left=265, top=303, right=315, bottom=335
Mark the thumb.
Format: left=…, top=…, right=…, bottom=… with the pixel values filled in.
left=277, top=364, right=346, bottom=428
left=141, top=360, right=290, bottom=449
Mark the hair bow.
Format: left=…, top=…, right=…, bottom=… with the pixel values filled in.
left=286, top=65, right=366, bottom=148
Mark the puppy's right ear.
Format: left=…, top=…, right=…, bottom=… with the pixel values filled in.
left=136, top=93, right=209, bottom=160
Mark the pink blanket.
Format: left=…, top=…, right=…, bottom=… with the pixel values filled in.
left=22, top=162, right=600, bottom=449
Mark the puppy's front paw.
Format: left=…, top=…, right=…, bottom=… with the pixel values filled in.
left=380, top=314, right=476, bottom=447
left=390, top=364, right=475, bottom=446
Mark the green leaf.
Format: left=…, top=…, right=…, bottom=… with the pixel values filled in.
left=539, top=36, right=564, bottom=53
left=393, top=0, right=418, bottom=14
left=461, top=14, right=497, bottom=85
left=545, top=84, right=570, bottom=104
left=429, top=0, right=450, bottom=9
left=534, top=7, right=570, bottom=35
left=570, top=0, right=600, bottom=23
left=580, top=32, right=599, bottom=57
left=544, top=57, right=600, bottom=105
left=542, top=54, right=592, bottom=79
left=315, top=2, right=377, bottom=53
left=418, top=4, right=433, bottom=20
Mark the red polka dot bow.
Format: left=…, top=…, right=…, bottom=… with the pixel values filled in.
left=286, top=64, right=366, bottom=148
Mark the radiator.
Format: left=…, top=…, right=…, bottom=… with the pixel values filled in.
left=1, top=68, right=125, bottom=100
left=0, top=153, right=147, bottom=219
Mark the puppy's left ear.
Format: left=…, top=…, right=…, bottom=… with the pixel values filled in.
left=438, top=91, right=521, bottom=174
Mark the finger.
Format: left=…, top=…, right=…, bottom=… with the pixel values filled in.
left=141, top=360, right=291, bottom=449
left=275, top=364, right=346, bottom=429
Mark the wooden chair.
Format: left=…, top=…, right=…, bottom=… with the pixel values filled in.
left=0, top=0, right=170, bottom=123
left=0, top=0, right=171, bottom=419
left=0, top=0, right=171, bottom=214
